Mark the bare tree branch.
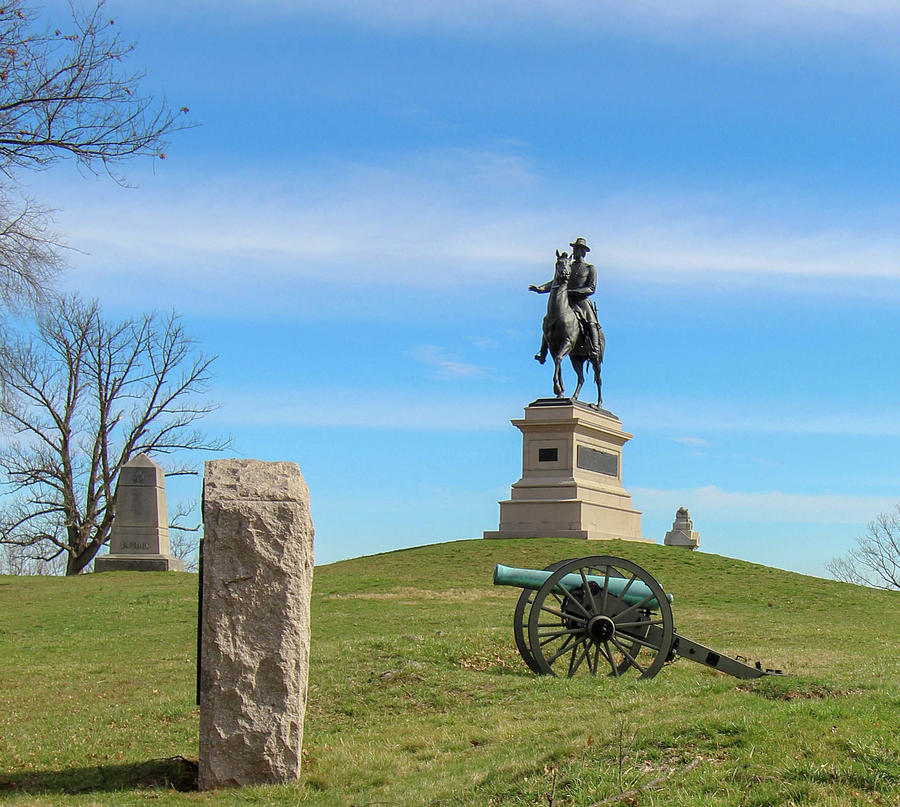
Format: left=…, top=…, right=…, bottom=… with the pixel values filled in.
left=0, top=187, right=61, bottom=308
left=0, top=0, right=191, bottom=310
left=0, top=1, right=188, bottom=174
left=826, top=505, right=900, bottom=591
left=166, top=498, right=199, bottom=572
left=0, top=294, right=228, bottom=574
left=0, top=540, right=65, bottom=574
left=168, top=499, right=201, bottom=566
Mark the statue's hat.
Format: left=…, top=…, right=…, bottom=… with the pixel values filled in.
left=570, top=237, right=590, bottom=252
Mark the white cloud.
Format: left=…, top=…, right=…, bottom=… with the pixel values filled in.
left=212, top=383, right=900, bottom=440
left=174, top=0, right=900, bottom=38
left=411, top=346, right=490, bottom=380
left=215, top=389, right=511, bottom=431
left=633, top=485, right=894, bottom=525
left=672, top=436, right=711, bottom=447
left=624, top=397, right=900, bottom=438
left=37, top=150, right=900, bottom=312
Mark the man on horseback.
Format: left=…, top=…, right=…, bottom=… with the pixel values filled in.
left=529, top=237, right=604, bottom=365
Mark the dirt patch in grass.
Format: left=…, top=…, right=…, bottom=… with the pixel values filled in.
left=457, top=650, right=519, bottom=672
left=740, top=676, right=859, bottom=701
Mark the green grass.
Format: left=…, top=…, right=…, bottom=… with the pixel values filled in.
left=1, top=537, right=899, bottom=806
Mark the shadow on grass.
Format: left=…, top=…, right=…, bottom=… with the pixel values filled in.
left=0, top=756, right=198, bottom=794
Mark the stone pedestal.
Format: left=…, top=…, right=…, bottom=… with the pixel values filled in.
left=664, top=507, right=700, bottom=549
left=94, top=453, right=185, bottom=572
left=198, top=459, right=315, bottom=790
left=484, top=398, right=646, bottom=542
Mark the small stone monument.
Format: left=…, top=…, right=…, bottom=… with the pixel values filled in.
left=664, top=507, right=700, bottom=549
left=94, top=453, right=185, bottom=572
left=198, top=459, right=315, bottom=790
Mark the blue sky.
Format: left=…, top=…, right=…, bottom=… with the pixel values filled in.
left=25, top=0, right=900, bottom=574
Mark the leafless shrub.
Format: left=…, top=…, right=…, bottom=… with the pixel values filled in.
left=168, top=499, right=200, bottom=573
left=826, top=506, right=900, bottom=590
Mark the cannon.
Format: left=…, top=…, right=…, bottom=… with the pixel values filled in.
left=493, top=555, right=783, bottom=679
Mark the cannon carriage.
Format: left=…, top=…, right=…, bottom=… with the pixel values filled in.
left=494, top=555, right=783, bottom=680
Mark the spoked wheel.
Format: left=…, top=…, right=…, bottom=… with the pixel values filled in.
left=526, top=555, right=675, bottom=679
left=513, top=559, right=574, bottom=673
left=514, top=559, right=638, bottom=676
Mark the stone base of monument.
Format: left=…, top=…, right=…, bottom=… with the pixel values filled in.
left=663, top=530, right=700, bottom=549
left=94, top=554, right=185, bottom=572
left=483, top=398, right=647, bottom=542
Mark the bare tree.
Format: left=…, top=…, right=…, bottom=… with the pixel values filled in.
left=1, top=541, right=65, bottom=575
left=167, top=498, right=200, bottom=573
left=826, top=506, right=900, bottom=591
left=0, top=295, right=227, bottom=575
left=0, top=192, right=61, bottom=308
left=0, top=0, right=188, bottom=308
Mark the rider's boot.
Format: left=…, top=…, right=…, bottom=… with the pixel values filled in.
left=585, top=322, right=602, bottom=363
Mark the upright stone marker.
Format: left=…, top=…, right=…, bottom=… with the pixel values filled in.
left=664, top=507, right=700, bottom=549
left=198, top=459, right=315, bottom=790
left=94, top=453, right=185, bottom=572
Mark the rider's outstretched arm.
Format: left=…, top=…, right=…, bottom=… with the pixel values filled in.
left=528, top=280, right=554, bottom=293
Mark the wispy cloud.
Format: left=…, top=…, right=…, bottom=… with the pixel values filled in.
left=174, top=0, right=900, bottom=39
left=411, top=346, right=490, bottom=380
left=672, top=436, right=712, bottom=447
left=215, top=389, right=510, bottom=431
left=633, top=485, right=895, bottom=525
left=38, top=149, right=900, bottom=313
left=623, top=397, right=900, bottom=439
left=212, top=383, right=900, bottom=440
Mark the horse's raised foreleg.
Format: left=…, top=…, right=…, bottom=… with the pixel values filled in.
left=570, top=355, right=585, bottom=400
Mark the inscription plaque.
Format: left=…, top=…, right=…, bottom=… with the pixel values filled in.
left=538, top=448, right=558, bottom=462
left=577, top=445, right=618, bottom=477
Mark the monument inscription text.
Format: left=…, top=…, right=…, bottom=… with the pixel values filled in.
left=576, top=445, right=618, bottom=477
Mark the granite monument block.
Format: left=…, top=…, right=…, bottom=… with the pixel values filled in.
left=94, top=453, right=185, bottom=572
left=198, top=459, right=315, bottom=790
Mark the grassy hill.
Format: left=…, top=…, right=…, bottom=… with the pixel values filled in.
left=1, top=537, right=899, bottom=806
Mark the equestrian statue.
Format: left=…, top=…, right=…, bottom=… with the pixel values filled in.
left=529, top=237, right=605, bottom=406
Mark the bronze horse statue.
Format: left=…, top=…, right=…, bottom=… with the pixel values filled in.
left=534, top=250, right=604, bottom=405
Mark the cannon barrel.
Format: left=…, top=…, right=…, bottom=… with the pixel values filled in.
left=493, top=563, right=671, bottom=609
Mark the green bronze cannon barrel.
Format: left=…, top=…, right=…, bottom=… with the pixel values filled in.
left=493, top=563, right=672, bottom=609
